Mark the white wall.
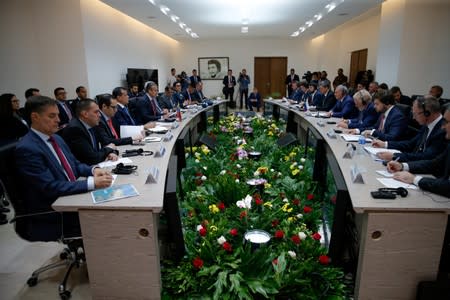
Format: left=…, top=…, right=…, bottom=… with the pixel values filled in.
left=79, top=0, right=179, bottom=96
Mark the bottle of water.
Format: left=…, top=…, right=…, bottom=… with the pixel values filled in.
left=357, top=135, right=366, bottom=155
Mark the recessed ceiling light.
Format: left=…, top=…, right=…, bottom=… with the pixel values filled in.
left=306, top=21, right=314, bottom=27
left=314, top=14, right=322, bottom=21
left=241, top=26, right=248, bottom=33
left=179, top=22, right=186, bottom=29
left=242, top=18, right=249, bottom=25
left=299, top=27, right=306, bottom=33
left=185, top=27, right=192, bottom=34
left=338, top=13, right=348, bottom=16
left=148, top=0, right=155, bottom=5
left=147, top=16, right=156, bottom=19
left=191, top=33, right=199, bottom=38
left=291, top=31, right=299, bottom=37
left=160, top=5, right=170, bottom=15
left=170, top=15, right=179, bottom=23
left=326, top=3, right=336, bottom=12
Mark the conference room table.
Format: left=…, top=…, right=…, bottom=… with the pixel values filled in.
left=265, top=99, right=450, bottom=300
left=52, top=100, right=227, bottom=300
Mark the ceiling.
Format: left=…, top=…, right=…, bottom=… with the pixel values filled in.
left=101, top=0, right=384, bottom=41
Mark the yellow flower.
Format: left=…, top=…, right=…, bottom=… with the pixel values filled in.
left=264, top=182, right=272, bottom=189
left=201, top=145, right=210, bottom=155
left=263, top=201, right=273, bottom=208
left=257, top=166, right=268, bottom=174
left=282, top=203, right=293, bottom=213
left=268, top=131, right=274, bottom=136
left=292, top=169, right=300, bottom=176
left=209, top=204, right=219, bottom=214
left=210, top=225, right=218, bottom=231
left=192, top=146, right=198, bottom=152
left=289, top=152, right=297, bottom=158
left=284, top=155, right=290, bottom=161
left=194, top=152, right=201, bottom=158
left=288, top=217, right=296, bottom=222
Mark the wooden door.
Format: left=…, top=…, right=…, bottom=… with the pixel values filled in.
left=254, top=57, right=287, bottom=98
left=349, top=49, right=368, bottom=88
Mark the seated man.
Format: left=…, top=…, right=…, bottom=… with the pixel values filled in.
left=183, top=83, right=200, bottom=105
left=315, top=80, right=336, bottom=111
left=15, top=96, right=113, bottom=240
left=112, top=87, right=137, bottom=126
left=95, top=94, right=143, bottom=146
left=62, top=99, right=118, bottom=165
left=158, top=86, right=176, bottom=111
left=337, top=89, right=379, bottom=131
left=324, top=85, right=358, bottom=119
left=372, top=96, right=446, bottom=162
left=288, top=81, right=303, bottom=103
left=195, top=81, right=207, bottom=101
left=387, top=104, right=450, bottom=197
left=135, top=82, right=169, bottom=124
left=172, top=82, right=186, bottom=108
left=248, top=87, right=261, bottom=112
left=391, top=86, right=412, bottom=106
left=306, top=81, right=323, bottom=106
left=357, top=94, right=408, bottom=141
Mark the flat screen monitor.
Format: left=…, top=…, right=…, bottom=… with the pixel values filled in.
left=126, top=68, right=158, bottom=91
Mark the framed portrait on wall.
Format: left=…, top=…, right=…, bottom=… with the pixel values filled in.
left=198, top=57, right=229, bottom=80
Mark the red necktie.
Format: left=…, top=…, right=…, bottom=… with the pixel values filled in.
left=48, top=136, right=76, bottom=181
left=150, top=98, right=157, bottom=115
left=107, top=119, right=119, bottom=139
left=378, top=114, right=385, bottom=131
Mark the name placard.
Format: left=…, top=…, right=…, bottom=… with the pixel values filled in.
left=343, top=144, right=355, bottom=159
left=154, top=144, right=166, bottom=157
left=326, top=129, right=337, bottom=139
left=163, top=132, right=174, bottom=142
left=145, top=167, right=160, bottom=184
left=350, top=164, right=364, bottom=184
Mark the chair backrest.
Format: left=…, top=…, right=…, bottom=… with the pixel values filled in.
left=0, top=142, right=31, bottom=240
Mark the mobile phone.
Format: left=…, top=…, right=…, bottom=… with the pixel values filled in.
left=333, top=129, right=343, bottom=134
left=327, top=121, right=336, bottom=124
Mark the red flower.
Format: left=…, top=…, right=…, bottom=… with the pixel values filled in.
left=330, top=195, right=337, bottom=204
left=303, top=206, right=313, bottom=213
left=271, top=219, right=280, bottom=227
left=222, top=242, right=233, bottom=252
left=318, top=255, right=330, bottom=265
left=292, top=198, right=300, bottom=205
left=307, top=194, right=314, bottom=200
left=195, top=172, right=203, bottom=177
left=217, top=202, right=225, bottom=211
left=312, top=232, right=321, bottom=241
left=240, top=211, right=247, bottom=219
left=192, top=257, right=204, bottom=269
left=229, top=228, right=238, bottom=236
left=272, top=258, right=278, bottom=265
left=274, top=230, right=284, bottom=239
left=291, top=235, right=301, bottom=245
left=255, top=197, right=263, bottom=205
left=199, top=227, right=207, bottom=237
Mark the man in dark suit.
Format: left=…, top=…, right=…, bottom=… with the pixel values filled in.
left=189, top=69, right=201, bottom=84
left=158, top=86, right=176, bottom=111
left=62, top=99, right=118, bottom=165
left=223, top=69, right=236, bottom=108
left=360, top=94, right=408, bottom=141
left=285, top=68, right=300, bottom=97
left=195, top=82, right=207, bottom=101
left=112, top=87, right=137, bottom=127
left=391, top=86, right=412, bottom=106
left=325, top=85, right=358, bottom=119
left=387, top=104, right=450, bottom=197
left=248, top=87, right=261, bottom=112
left=135, top=82, right=169, bottom=124
left=15, top=96, right=112, bottom=240
left=337, top=89, right=379, bottom=132
left=54, top=87, right=73, bottom=128
left=315, top=80, right=336, bottom=111
left=373, top=96, right=446, bottom=162
left=306, top=81, right=323, bottom=106
left=183, top=83, right=200, bottom=105
left=68, top=86, right=88, bottom=113
left=95, top=94, right=143, bottom=146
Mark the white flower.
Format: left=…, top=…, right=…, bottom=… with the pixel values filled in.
left=288, top=251, right=297, bottom=258
left=201, top=175, right=207, bottom=181
left=236, top=195, right=252, bottom=209
left=298, top=232, right=307, bottom=240
left=196, top=225, right=203, bottom=231
left=235, top=179, right=240, bottom=183
left=217, top=236, right=226, bottom=245
left=253, top=171, right=260, bottom=176
left=195, top=159, right=200, bottom=163
left=296, top=213, right=304, bottom=219
left=236, top=200, right=245, bottom=208
left=283, top=198, right=289, bottom=203
left=220, top=170, right=226, bottom=175
left=185, top=153, right=189, bottom=158
left=270, top=168, right=274, bottom=172
left=203, top=166, right=207, bottom=170
left=299, top=165, right=304, bottom=170
left=292, top=162, right=298, bottom=166
left=278, top=172, right=282, bottom=176
left=300, top=158, right=306, bottom=163
left=236, top=164, right=241, bottom=168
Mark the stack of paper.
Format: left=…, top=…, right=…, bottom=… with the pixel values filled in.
left=364, top=146, right=401, bottom=156
left=340, top=134, right=372, bottom=142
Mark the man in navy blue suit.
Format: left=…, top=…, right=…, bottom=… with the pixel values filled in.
left=15, top=96, right=112, bottom=240
left=337, top=89, right=379, bottom=131
left=135, top=82, right=169, bottom=124
left=315, top=80, right=336, bottom=111
left=189, top=69, right=201, bottom=84
left=325, top=85, right=358, bottom=119
left=54, top=87, right=73, bottom=129
left=360, top=94, right=408, bottom=141
left=373, top=96, right=446, bottom=162
left=112, top=87, right=136, bottom=127
left=387, top=104, right=450, bottom=198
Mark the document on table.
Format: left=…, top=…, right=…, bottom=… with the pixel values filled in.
left=377, top=178, right=418, bottom=189
left=364, top=146, right=401, bottom=156
left=340, top=134, right=372, bottom=143
left=120, top=125, right=144, bottom=138
left=375, top=170, right=394, bottom=178
left=98, top=157, right=133, bottom=168
left=144, top=136, right=162, bottom=142
left=91, top=183, right=139, bottom=204
left=149, top=126, right=169, bottom=133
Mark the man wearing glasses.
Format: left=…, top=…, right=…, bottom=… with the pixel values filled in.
left=54, top=87, right=73, bottom=128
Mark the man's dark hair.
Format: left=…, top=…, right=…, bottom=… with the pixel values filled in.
left=192, top=69, right=197, bottom=72
left=431, top=85, right=443, bottom=98
left=207, top=59, right=221, bottom=72
left=379, top=83, right=389, bottom=90
left=390, top=86, right=402, bottom=95
left=171, top=68, right=176, bottom=72
left=76, top=86, right=85, bottom=94
left=25, top=88, right=39, bottom=99
left=0, top=93, right=15, bottom=116
left=112, top=87, right=126, bottom=99
left=75, top=99, right=96, bottom=117
left=130, top=83, right=138, bottom=89
left=54, top=87, right=65, bottom=97
left=97, top=94, right=113, bottom=109
left=25, top=96, right=57, bottom=120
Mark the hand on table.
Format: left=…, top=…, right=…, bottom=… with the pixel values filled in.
left=393, top=171, right=415, bottom=184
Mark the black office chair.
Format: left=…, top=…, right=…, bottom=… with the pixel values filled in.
left=0, top=142, right=85, bottom=300
left=396, top=103, right=420, bottom=139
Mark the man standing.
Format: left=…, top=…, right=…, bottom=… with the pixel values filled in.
left=285, top=68, right=300, bottom=97
left=15, top=96, right=112, bottom=239
left=238, top=69, right=250, bottom=110
left=223, top=69, right=236, bottom=108
left=332, top=68, right=348, bottom=90
left=54, top=87, right=73, bottom=128
left=190, top=69, right=201, bottom=84
left=373, top=96, right=446, bottom=162
left=167, top=68, right=177, bottom=88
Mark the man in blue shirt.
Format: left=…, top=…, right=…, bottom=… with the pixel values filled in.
left=238, top=69, right=251, bottom=110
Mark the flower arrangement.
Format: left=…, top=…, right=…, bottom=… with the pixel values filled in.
left=162, top=115, right=346, bottom=299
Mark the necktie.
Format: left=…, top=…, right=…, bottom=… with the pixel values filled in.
left=414, top=127, right=429, bottom=153
left=378, top=114, right=385, bottom=132
left=64, top=102, right=73, bottom=120
left=48, top=136, right=76, bottom=181
left=150, top=98, right=157, bottom=115
left=88, top=128, right=98, bottom=150
left=107, top=119, right=119, bottom=139
left=123, top=106, right=135, bottom=125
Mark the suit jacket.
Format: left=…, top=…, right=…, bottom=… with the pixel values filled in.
left=68, top=98, right=80, bottom=115
left=62, top=118, right=115, bottom=165
left=331, top=95, right=358, bottom=119
left=409, top=144, right=450, bottom=198
left=390, top=118, right=447, bottom=162
left=316, top=91, right=336, bottom=112
left=398, top=95, right=412, bottom=106
left=158, top=94, right=175, bottom=110
left=15, top=130, right=92, bottom=240
left=172, top=92, right=185, bottom=108
left=183, top=90, right=199, bottom=103
left=348, top=102, right=379, bottom=131
left=370, top=106, right=408, bottom=141
left=285, top=74, right=300, bottom=85
left=113, top=104, right=136, bottom=127
left=222, top=76, right=236, bottom=89
left=189, top=75, right=201, bottom=83
left=95, top=114, right=132, bottom=146
left=289, top=88, right=304, bottom=102
left=56, top=101, right=74, bottom=127
left=135, top=94, right=163, bottom=124
left=309, top=91, right=323, bottom=106
left=248, top=92, right=261, bottom=107
left=0, top=115, right=28, bottom=145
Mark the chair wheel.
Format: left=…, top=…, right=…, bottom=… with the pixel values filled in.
left=59, top=290, right=71, bottom=299
left=27, top=277, right=38, bottom=287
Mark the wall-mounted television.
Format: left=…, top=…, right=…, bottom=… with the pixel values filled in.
left=126, top=68, right=158, bottom=91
